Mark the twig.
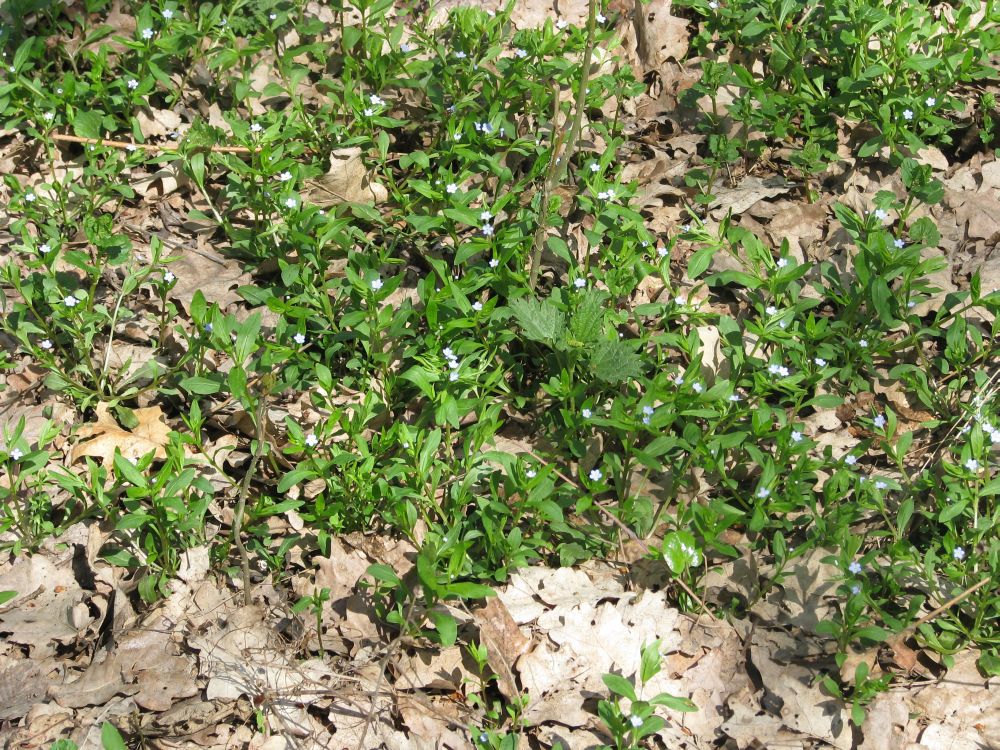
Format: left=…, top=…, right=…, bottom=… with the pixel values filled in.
left=49, top=132, right=256, bottom=154
left=526, top=451, right=719, bottom=621
left=527, top=0, right=598, bottom=290
left=891, top=577, right=992, bottom=647
left=232, top=377, right=272, bottom=606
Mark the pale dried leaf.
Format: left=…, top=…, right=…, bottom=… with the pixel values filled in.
left=302, top=147, right=388, bottom=207
left=71, top=403, right=171, bottom=465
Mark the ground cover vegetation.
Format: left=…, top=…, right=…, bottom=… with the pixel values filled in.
left=0, top=0, right=998, bottom=747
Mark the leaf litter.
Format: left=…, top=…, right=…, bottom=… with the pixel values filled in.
left=1, top=0, right=999, bottom=748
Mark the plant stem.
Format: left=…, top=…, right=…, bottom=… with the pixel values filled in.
left=528, top=0, right=598, bottom=290
left=233, top=376, right=272, bottom=605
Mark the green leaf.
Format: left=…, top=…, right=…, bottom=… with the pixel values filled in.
left=366, top=563, right=400, bottom=585
left=73, top=110, right=104, bottom=139
left=0, top=590, right=17, bottom=605
left=640, top=640, right=663, bottom=684
left=591, top=339, right=642, bottom=383
left=649, top=692, right=698, bottom=712
left=428, top=609, right=457, bottom=646
left=569, top=289, right=605, bottom=344
left=445, top=581, right=495, bottom=599
left=661, top=531, right=700, bottom=573
left=113, top=453, right=148, bottom=488
left=179, top=375, right=222, bottom=395
left=977, top=651, right=1000, bottom=677
left=101, top=722, right=128, bottom=750
left=601, top=673, right=637, bottom=701
left=510, top=296, right=565, bottom=344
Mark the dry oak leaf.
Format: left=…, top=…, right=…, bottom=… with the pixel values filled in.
left=302, top=147, right=388, bottom=207
left=71, top=403, right=171, bottom=465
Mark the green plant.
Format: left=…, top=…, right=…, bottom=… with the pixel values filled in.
left=597, top=640, right=698, bottom=749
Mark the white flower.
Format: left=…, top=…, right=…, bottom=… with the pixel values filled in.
left=369, top=94, right=384, bottom=106
left=40, top=338, right=52, bottom=350
left=285, top=197, right=297, bottom=208
left=776, top=257, right=789, bottom=268
left=489, top=258, right=499, bottom=268
left=728, top=393, right=740, bottom=402
left=39, top=243, right=51, bottom=253
left=481, top=224, right=494, bottom=237
left=894, top=238, right=905, bottom=249
left=965, top=458, right=980, bottom=472
left=756, top=487, right=770, bottom=499
left=250, top=122, right=262, bottom=133
left=43, top=111, right=54, bottom=121
left=590, top=163, right=600, bottom=172
left=127, top=78, right=139, bottom=90
left=814, top=357, right=827, bottom=366
left=765, top=305, right=777, bottom=316
left=642, top=406, right=654, bottom=416
left=163, top=271, right=175, bottom=283
left=657, top=246, right=668, bottom=257
left=848, top=561, right=862, bottom=574
left=24, top=192, right=36, bottom=202
left=873, top=208, right=889, bottom=221
left=556, top=19, right=568, bottom=29
left=692, top=382, right=704, bottom=393
left=589, top=468, right=603, bottom=481
left=449, top=371, right=459, bottom=381
left=269, top=12, right=277, bottom=19
left=926, top=96, right=936, bottom=106
left=472, top=301, right=483, bottom=312
left=873, top=414, right=886, bottom=429
left=629, top=714, right=643, bottom=728
left=674, top=295, right=687, bottom=305
left=574, top=278, right=586, bottom=289
left=581, top=408, right=592, bottom=418
left=480, top=210, right=492, bottom=221
left=953, top=546, right=966, bottom=561
left=903, top=109, right=913, bottom=120
left=597, top=188, right=615, bottom=201
left=845, top=455, right=858, bottom=466
left=370, top=277, right=384, bottom=291
left=709, top=1, right=719, bottom=8
left=63, top=294, right=79, bottom=308
left=874, top=480, right=888, bottom=490
left=141, top=28, right=154, bottom=39
left=162, top=8, right=173, bottom=18
left=453, top=132, right=462, bottom=141
left=525, top=468, right=537, bottom=478
left=767, top=364, right=790, bottom=377
left=279, top=171, right=292, bottom=182
left=442, top=347, right=454, bottom=358
left=304, top=433, right=318, bottom=447
left=791, top=431, right=803, bottom=442
left=293, top=333, right=306, bottom=345
left=363, top=107, right=373, bottom=116
left=455, top=51, right=467, bottom=59
left=446, top=183, right=458, bottom=194
left=991, top=430, right=1000, bottom=444
left=859, top=338, right=868, bottom=348
left=514, top=48, right=527, bottom=58
left=596, top=13, right=607, bottom=22
left=400, top=42, right=413, bottom=53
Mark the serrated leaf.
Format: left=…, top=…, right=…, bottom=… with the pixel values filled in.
left=510, top=296, right=565, bottom=344
left=591, top=339, right=642, bottom=383
left=569, top=289, right=605, bottom=344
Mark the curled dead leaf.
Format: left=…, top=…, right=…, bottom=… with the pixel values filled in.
left=71, top=403, right=171, bottom=465
left=302, top=147, right=388, bottom=207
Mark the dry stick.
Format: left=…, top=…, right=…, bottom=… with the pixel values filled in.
left=232, top=377, right=272, bottom=606
left=356, top=594, right=421, bottom=750
left=891, top=577, right=992, bottom=648
left=49, top=132, right=256, bottom=154
left=527, top=0, right=598, bottom=290
left=527, top=451, right=718, bottom=621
